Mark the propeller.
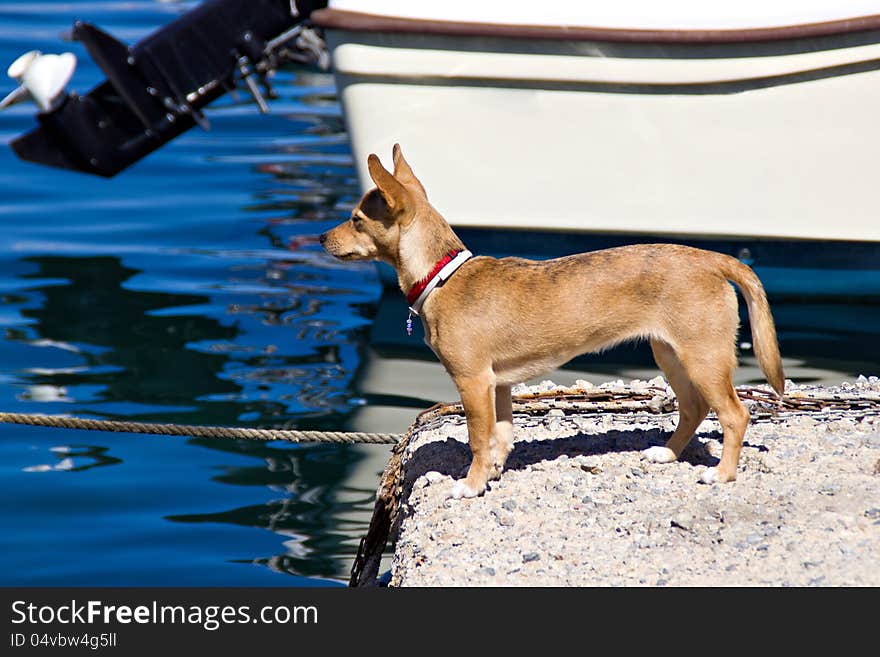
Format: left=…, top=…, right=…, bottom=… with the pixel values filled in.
left=0, top=50, right=77, bottom=112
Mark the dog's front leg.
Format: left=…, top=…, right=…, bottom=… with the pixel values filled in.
left=490, top=385, right=514, bottom=480
left=449, top=372, right=495, bottom=499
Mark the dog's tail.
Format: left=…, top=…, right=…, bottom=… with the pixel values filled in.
left=719, top=256, right=786, bottom=397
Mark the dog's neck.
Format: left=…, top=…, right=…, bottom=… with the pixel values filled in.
left=394, top=211, right=466, bottom=293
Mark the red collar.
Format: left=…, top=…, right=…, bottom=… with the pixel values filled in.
left=405, top=250, right=465, bottom=305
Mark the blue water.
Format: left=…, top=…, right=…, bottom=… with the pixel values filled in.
left=0, top=0, right=384, bottom=586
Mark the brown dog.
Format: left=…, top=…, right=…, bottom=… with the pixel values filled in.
left=321, top=145, right=785, bottom=498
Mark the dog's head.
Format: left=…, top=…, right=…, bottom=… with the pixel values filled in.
left=320, top=144, right=428, bottom=265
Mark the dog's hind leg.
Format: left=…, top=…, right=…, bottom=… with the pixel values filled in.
left=642, top=338, right=709, bottom=465
left=450, top=371, right=496, bottom=499
left=692, top=378, right=749, bottom=484
left=673, top=342, right=750, bottom=483
left=490, top=384, right=514, bottom=480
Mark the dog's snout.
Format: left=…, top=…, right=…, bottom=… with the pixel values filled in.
left=318, top=232, right=327, bottom=246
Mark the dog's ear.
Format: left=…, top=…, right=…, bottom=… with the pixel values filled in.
left=367, top=153, right=408, bottom=211
left=392, top=143, right=427, bottom=196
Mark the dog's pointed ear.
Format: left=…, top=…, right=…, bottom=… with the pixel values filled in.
left=392, top=143, right=427, bottom=196
left=367, top=153, right=407, bottom=210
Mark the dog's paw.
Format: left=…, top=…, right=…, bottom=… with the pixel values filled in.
left=449, top=479, right=481, bottom=500
left=699, top=467, right=736, bottom=484
left=699, top=467, right=719, bottom=484
left=641, top=446, right=677, bottom=464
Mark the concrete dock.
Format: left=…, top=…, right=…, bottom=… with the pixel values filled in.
left=351, top=378, right=880, bottom=586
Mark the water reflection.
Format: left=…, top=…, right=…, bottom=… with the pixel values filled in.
left=18, top=383, right=72, bottom=402
left=15, top=255, right=244, bottom=423
left=168, top=440, right=377, bottom=579
left=3, top=248, right=380, bottom=580
left=23, top=444, right=122, bottom=473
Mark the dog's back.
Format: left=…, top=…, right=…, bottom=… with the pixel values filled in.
left=428, top=244, right=781, bottom=391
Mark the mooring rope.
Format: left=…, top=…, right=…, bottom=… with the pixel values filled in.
left=2, top=385, right=877, bottom=448
left=0, top=412, right=401, bottom=444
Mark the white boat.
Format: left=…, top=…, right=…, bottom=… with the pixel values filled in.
left=312, top=0, right=880, bottom=281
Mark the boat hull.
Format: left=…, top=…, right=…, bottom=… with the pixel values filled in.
left=318, top=11, right=880, bottom=244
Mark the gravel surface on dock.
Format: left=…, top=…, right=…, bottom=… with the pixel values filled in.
left=389, top=379, right=880, bottom=586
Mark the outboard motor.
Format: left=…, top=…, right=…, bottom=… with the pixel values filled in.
left=3, top=0, right=328, bottom=177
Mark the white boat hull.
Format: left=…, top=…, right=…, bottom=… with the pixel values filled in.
left=317, top=8, right=880, bottom=243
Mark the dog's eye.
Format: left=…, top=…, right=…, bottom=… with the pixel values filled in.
left=351, top=211, right=368, bottom=228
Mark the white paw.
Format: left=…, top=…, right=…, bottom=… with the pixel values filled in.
left=700, top=467, right=719, bottom=484
left=423, top=470, right=446, bottom=484
left=641, top=446, right=677, bottom=464
left=449, top=480, right=480, bottom=500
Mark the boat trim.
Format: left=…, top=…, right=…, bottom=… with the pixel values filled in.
left=329, top=40, right=880, bottom=93
left=312, top=9, right=880, bottom=44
